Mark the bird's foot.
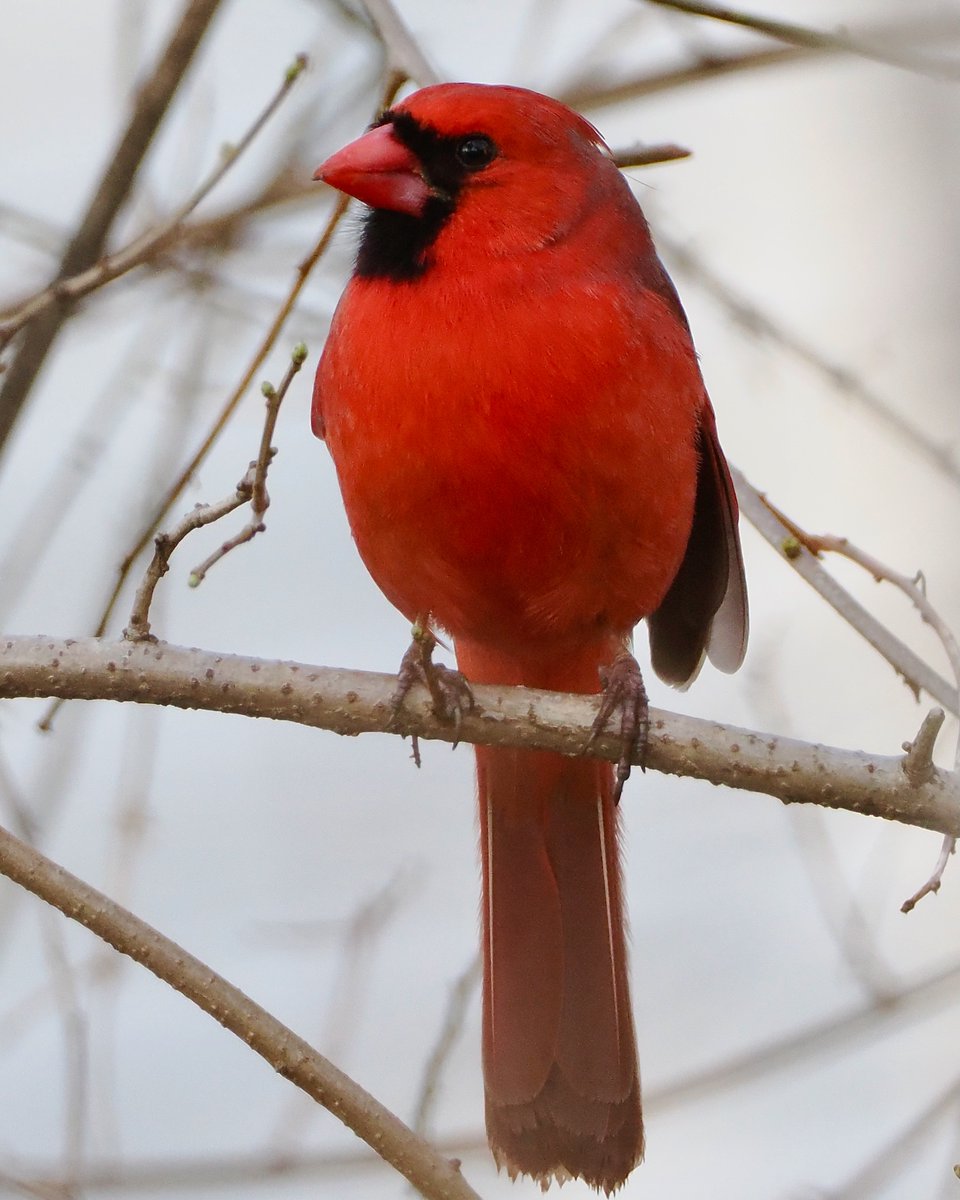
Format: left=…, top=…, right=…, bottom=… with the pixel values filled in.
left=390, top=623, right=474, bottom=762
left=585, top=650, right=649, bottom=804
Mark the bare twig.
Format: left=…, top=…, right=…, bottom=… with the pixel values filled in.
left=124, top=476, right=254, bottom=641
left=0, top=0, right=225, bottom=456
left=793, top=532, right=960, bottom=695
left=902, top=836, right=956, bottom=914
left=731, top=467, right=959, bottom=715
left=62, top=72, right=406, bottom=666
left=2, top=635, right=959, bottom=838
left=0, top=822, right=482, bottom=1200
left=661, top=234, right=960, bottom=489
left=829, top=1071, right=960, bottom=1200
left=8, top=956, right=960, bottom=1192
left=902, top=709, right=946, bottom=787
left=612, top=142, right=691, bottom=168
left=0, top=54, right=308, bottom=347
left=766, top=519, right=960, bottom=911
left=563, top=45, right=798, bottom=110
left=652, top=957, right=960, bottom=1114
left=36, top=191, right=350, bottom=732
left=188, top=343, right=307, bottom=586
left=359, top=0, right=439, bottom=86
left=787, top=807, right=900, bottom=1003
left=564, top=14, right=960, bottom=111
left=412, top=955, right=481, bottom=1136
left=0, top=761, right=89, bottom=1189
left=644, top=0, right=960, bottom=78
left=268, top=870, right=414, bottom=1157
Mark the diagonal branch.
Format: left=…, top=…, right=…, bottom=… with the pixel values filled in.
left=0, top=0, right=224, bottom=458
left=644, top=0, right=960, bottom=78
left=0, top=54, right=308, bottom=349
left=359, top=0, right=440, bottom=86
left=731, top=466, right=959, bottom=715
left=0, top=822, right=481, bottom=1200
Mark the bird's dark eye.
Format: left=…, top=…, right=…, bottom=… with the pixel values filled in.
left=455, top=135, right=497, bottom=171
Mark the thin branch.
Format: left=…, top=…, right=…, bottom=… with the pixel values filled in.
left=902, top=709, right=946, bottom=788
left=188, top=343, right=307, bottom=587
left=830, top=1071, right=960, bottom=1200
left=902, top=837, right=956, bottom=914
left=767, top=517, right=960, bottom=910
left=0, top=823, right=481, bottom=1200
left=0, top=0, right=225, bottom=456
left=612, top=142, right=691, bottom=168
left=643, top=0, right=960, bottom=78
left=652, top=957, right=960, bottom=1114
left=0, top=763, right=89, bottom=1188
left=563, top=45, right=798, bottom=110
left=268, top=869, right=414, bottom=1157
left=731, top=466, right=959, bottom=716
left=561, top=7, right=960, bottom=110
left=62, top=71, right=406, bottom=670
left=35, top=192, right=350, bottom=734
left=123, top=473, right=254, bottom=641
left=660, top=233, right=960, bottom=490
left=359, top=0, right=439, bottom=86
left=1, top=635, right=958, bottom=838
left=8, top=955, right=960, bottom=1192
left=0, top=54, right=308, bottom=347
left=412, top=955, right=482, bottom=1137
left=120, top=331, right=304, bottom=641
left=795, top=533, right=960, bottom=701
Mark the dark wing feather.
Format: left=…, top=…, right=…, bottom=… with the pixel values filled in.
left=647, top=401, right=748, bottom=686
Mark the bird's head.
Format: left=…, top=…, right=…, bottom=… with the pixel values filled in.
left=314, top=83, right=629, bottom=279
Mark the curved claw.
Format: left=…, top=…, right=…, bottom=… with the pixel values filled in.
left=585, top=651, right=649, bottom=804
left=390, top=624, right=475, bottom=749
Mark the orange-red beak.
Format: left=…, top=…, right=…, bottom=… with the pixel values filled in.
left=313, top=122, right=430, bottom=216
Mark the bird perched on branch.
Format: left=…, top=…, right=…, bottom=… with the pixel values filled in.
left=312, top=82, right=747, bottom=1194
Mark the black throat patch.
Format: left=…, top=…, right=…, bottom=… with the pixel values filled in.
left=355, top=111, right=476, bottom=282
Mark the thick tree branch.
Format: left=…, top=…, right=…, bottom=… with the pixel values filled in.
left=1, top=635, right=957, bottom=837
left=0, top=822, right=480, bottom=1200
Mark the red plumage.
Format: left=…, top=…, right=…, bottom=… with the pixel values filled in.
left=313, top=83, right=747, bottom=1193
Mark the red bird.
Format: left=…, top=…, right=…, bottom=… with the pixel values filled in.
left=312, top=84, right=747, bottom=1193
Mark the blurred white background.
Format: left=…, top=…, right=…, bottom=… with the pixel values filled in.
left=0, top=1, right=958, bottom=1197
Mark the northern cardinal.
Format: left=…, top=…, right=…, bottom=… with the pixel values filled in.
left=312, top=84, right=747, bottom=1193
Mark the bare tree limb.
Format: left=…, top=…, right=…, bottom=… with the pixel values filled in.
left=644, top=0, right=960, bottom=78
left=413, top=954, right=481, bottom=1136
left=563, top=12, right=960, bottom=110
left=730, top=467, right=959, bottom=716
left=0, top=54, right=308, bottom=349
left=752, top=505, right=960, bottom=909
left=0, top=822, right=481, bottom=1200
left=660, top=234, right=960, bottom=490
left=563, top=45, right=798, bottom=110
left=0, top=0, right=225, bottom=457
left=63, top=71, right=404, bottom=675
left=7, top=953, right=960, bottom=1192
left=1, top=635, right=958, bottom=837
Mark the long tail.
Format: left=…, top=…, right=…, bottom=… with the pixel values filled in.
left=456, top=640, right=643, bottom=1195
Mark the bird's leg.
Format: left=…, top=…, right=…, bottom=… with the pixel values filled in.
left=390, top=621, right=475, bottom=757
left=586, top=650, right=649, bottom=804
